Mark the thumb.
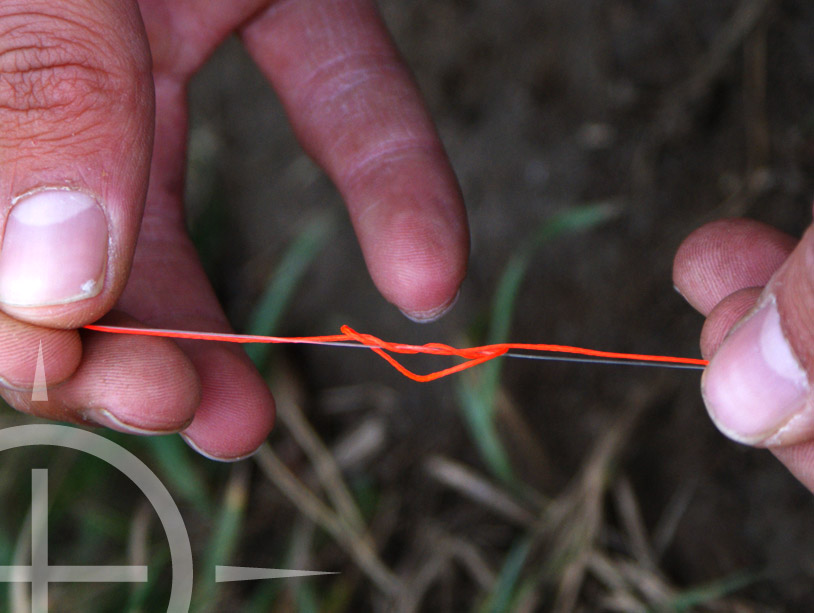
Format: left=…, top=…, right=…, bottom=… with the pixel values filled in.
left=702, top=223, right=814, bottom=447
left=0, top=1, right=152, bottom=326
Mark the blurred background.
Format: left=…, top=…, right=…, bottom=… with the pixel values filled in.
left=2, top=0, right=814, bottom=610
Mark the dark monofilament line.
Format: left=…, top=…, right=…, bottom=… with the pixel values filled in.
left=504, top=352, right=706, bottom=370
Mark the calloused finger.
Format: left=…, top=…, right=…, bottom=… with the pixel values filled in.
left=3, top=312, right=199, bottom=432
left=673, top=218, right=795, bottom=316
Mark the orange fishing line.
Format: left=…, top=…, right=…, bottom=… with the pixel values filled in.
left=83, top=324, right=708, bottom=382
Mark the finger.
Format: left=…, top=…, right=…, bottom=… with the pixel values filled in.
left=701, top=223, right=814, bottom=448
left=122, top=3, right=276, bottom=460
left=3, top=312, right=200, bottom=433
left=119, top=226, right=275, bottom=460
left=772, top=443, right=814, bottom=494
left=138, top=0, right=268, bottom=76
left=699, top=287, right=761, bottom=358
left=0, top=0, right=155, bottom=426
left=241, top=0, right=469, bottom=320
left=177, top=340, right=275, bottom=461
left=673, top=218, right=796, bottom=316
left=114, top=78, right=274, bottom=461
left=0, top=1, right=154, bottom=328
left=0, top=319, right=79, bottom=390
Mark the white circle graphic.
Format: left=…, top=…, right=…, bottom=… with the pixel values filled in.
left=0, top=425, right=193, bottom=612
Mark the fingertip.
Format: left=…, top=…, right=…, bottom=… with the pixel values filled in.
left=674, top=218, right=795, bottom=316
left=61, top=324, right=202, bottom=433
left=0, top=2, right=154, bottom=329
left=241, top=0, right=470, bottom=318
left=179, top=345, right=275, bottom=461
left=772, top=442, right=814, bottom=493
left=86, top=407, right=195, bottom=436
left=702, top=296, right=810, bottom=447
left=179, top=432, right=262, bottom=463
left=371, top=239, right=467, bottom=321
left=401, top=289, right=460, bottom=323
left=351, top=158, right=469, bottom=318
left=0, top=322, right=81, bottom=390
left=0, top=190, right=109, bottom=317
left=368, top=208, right=467, bottom=319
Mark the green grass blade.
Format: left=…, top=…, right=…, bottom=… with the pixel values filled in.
left=455, top=381, right=515, bottom=484
left=457, top=203, right=619, bottom=484
left=244, top=580, right=284, bottom=613
left=191, top=463, right=251, bottom=613
left=489, top=201, right=620, bottom=348
left=141, top=436, right=212, bottom=515
left=125, top=549, right=170, bottom=613
left=660, top=570, right=762, bottom=612
left=245, top=213, right=336, bottom=369
left=295, top=583, right=320, bottom=613
left=480, top=536, right=533, bottom=613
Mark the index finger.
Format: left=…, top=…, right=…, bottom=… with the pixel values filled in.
left=241, top=0, right=469, bottom=320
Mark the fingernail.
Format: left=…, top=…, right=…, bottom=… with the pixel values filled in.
left=0, top=190, right=108, bottom=306
left=179, top=433, right=260, bottom=462
left=85, top=408, right=190, bottom=435
left=401, top=290, right=460, bottom=323
left=702, top=297, right=809, bottom=444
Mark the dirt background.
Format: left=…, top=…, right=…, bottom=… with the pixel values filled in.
left=183, top=0, right=814, bottom=609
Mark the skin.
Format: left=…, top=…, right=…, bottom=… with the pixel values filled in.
left=0, top=0, right=468, bottom=460
left=674, top=212, right=814, bottom=492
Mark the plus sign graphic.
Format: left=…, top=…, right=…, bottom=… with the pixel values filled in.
left=0, top=425, right=194, bottom=612
left=0, top=469, right=147, bottom=613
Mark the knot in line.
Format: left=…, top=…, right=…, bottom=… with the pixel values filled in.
left=339, top=326, right=508, bottom=382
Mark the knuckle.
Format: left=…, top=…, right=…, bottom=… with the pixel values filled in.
left=0, top=44, right=104, bottom=113
left=0, top=11, right=146, bottom=135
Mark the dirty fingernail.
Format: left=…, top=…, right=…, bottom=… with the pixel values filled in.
left=702, top=298, right=809, bottom=444
left=401, top=290, right=460, bottom=323
left=85, top=408, right=189, bottom=435
left=0, top=190, right=108, bottom=307
left=180, top=432, right=260, bottom=462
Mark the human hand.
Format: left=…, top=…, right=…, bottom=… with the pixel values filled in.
left=0, top=0, right=469, bottom=459
left=673, top=214, right=814, bottom=491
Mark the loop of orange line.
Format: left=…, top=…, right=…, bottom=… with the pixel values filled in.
left=82, top=324, right=707, bottom=382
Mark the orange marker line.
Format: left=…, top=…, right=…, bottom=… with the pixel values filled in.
left=83, top=324, right=708, bottom=382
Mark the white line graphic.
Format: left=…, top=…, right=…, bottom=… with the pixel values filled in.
left=216, top=566, right=338, bottom=582
left=32, top=342, right=47, bottom=402
left=0, top=470, right=147, bottom=613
